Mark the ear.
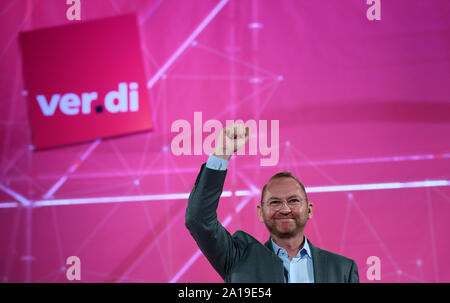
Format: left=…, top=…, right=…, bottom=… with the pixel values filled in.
left=257, top=204, right=264, bottom=222
left=307, top=202, right=314, bottom=219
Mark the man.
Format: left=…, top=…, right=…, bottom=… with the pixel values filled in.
left=185, top=123, right=359, bottom=283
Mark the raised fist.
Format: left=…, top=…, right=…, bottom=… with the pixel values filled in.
left=213, top=123, right=250, bottom=160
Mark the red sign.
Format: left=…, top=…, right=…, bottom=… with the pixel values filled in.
left=19, top=14, right=152, bottom=150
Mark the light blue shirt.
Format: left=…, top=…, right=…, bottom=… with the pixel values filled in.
left=206, top=154, right=229, bottom=171
left=271, top=237, right=315, bottom=283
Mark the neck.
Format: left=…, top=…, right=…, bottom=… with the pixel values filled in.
left=272, top=232, right=305, bottom=260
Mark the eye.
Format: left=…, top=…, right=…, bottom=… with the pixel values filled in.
left=269, top=201, right=281, bottom=206
left=288, top=199, right=301, bottom=206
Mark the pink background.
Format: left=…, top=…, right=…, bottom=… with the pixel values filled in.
left=1, top=0, right=449, bottom=282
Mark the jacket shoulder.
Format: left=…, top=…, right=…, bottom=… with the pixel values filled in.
left=232, top=230, right=261, bottom=246
left=314, top=246, right=357, bottom=266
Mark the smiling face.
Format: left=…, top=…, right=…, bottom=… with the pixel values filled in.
left=257, top=177, right=313, bottom=239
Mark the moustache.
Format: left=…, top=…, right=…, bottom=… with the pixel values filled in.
left=274, top=215, right=296, bottom=219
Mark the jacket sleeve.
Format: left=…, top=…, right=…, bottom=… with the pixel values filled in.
left=348, top=260, right=360, bottom=283
left=185, top=163, right=242, bottom=280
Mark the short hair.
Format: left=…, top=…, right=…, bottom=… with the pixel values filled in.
left=260, top=171, right=308, bottom=204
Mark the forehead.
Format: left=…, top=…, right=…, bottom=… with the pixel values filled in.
left=264, top=177, right=306, bottom=200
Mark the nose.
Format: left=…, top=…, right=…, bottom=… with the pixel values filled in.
left=278, top=201, right=292, bottom=213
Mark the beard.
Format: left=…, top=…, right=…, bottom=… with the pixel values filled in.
left=262, top=213, right=307, bottom=239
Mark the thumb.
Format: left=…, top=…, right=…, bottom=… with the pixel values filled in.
left=244, top=127, right=250, bottom=143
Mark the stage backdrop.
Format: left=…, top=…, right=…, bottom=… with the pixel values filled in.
left=1, top=0, right=450, bottom=282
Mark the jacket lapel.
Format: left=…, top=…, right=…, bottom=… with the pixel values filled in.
left=308, top=240, right=328, bottom=283
left=262, top=238, right=286, bottom=282
left=264, top=238, right=274, bottom=251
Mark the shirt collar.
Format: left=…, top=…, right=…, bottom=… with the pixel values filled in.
left=271, top=236, right=312, bottom=258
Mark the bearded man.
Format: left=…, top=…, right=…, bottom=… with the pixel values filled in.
left=185, top=123, right=359, bottom=283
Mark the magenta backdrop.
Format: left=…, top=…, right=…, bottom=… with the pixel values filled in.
left=1, top=0, right=450, bottom=283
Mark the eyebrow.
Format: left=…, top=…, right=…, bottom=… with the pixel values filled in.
left=267, top=195, right=303, bottom=201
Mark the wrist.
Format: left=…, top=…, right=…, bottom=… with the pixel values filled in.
left=212, top=152, right=232, bottom=161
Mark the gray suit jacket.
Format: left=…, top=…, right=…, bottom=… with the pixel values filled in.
left=185, top=164, right=359, bottom=283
